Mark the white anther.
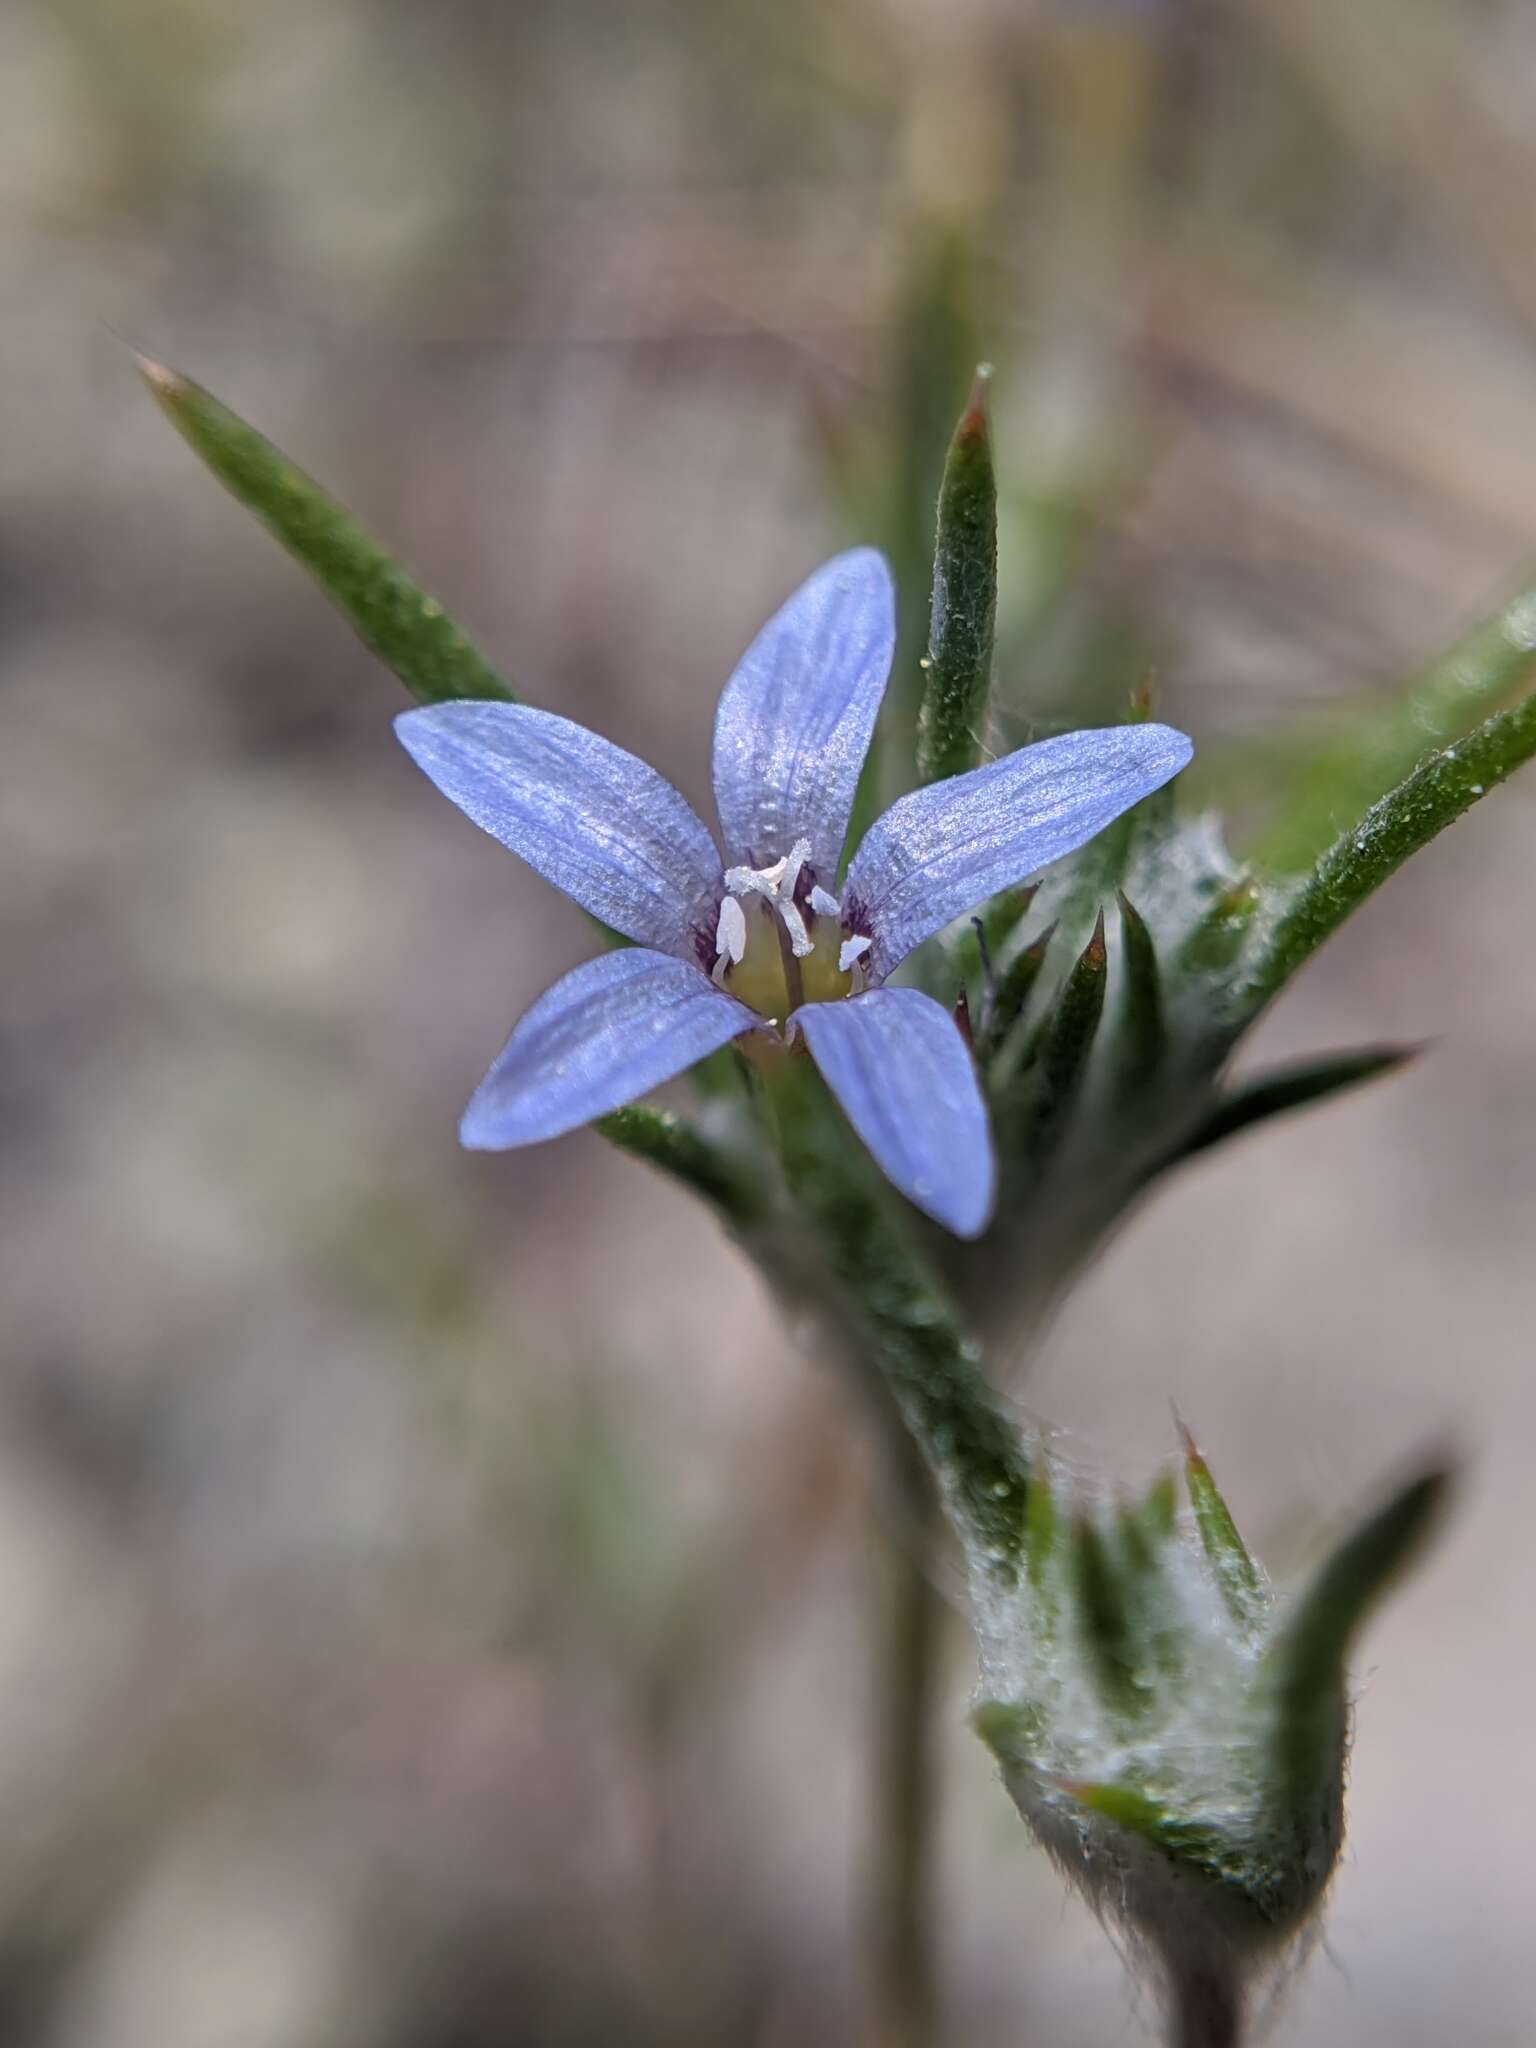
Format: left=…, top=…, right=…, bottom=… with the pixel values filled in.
left=715, top=894, right=746, bottom=964
left=723, top=862, right=774, bottom=902
left=809, top=884, right=840, bottom=919
left=838, top=934, right=872, bottom=974
left=779, top=898, right=814, bottom=959
left=779, top=837, right=811, bottom=899
left=711, top=895, right=747, bottom=983
left=721, top=837, right=816, bottom=959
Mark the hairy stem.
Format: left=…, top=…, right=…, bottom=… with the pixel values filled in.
left=758, top=1052, right=1030, bottom=1570
left=865, top=1440, right=944, bottom=2048
left=1170, top=1959, right=1243, bottom=2048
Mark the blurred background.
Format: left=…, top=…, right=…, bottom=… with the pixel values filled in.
left=3, top=0, right=1535, bottom=2041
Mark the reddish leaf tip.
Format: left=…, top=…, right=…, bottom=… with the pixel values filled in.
left=135, top=352, right=189, bottom=399
left=1172, top=1407, right=1207, bottom=1472
left=958, top=361, right=994, bottom=441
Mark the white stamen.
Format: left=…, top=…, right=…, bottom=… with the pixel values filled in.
left=711, top=894, right=747, bottom=983
left=715, top=894, right=747, bottom=963
left=779, top=898, right=814, bottom=959
left=723, top=862, right=776, bottom=902
left=721, top=837, right=816, bottom=959
left=809, top=884, right=840, bottom=919
left=839, top=934, right=873, bottom=974
left=779, top=836, right=812, bottom=900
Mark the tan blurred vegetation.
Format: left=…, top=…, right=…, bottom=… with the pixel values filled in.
left=2, top=0, right=1535, bottom=2041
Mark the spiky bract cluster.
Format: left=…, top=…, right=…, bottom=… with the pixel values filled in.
left=973, top=1435, right=1447, bottom=2004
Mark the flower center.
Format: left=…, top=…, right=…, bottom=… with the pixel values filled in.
left=709, top=837, right=871, bottom=1023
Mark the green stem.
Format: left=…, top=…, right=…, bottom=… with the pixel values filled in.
left=749, top=1052, right=1035, bottom=2040
left=1170, top=1958, right=1243, bottom=2048
left=140, top=357, right=515, bottom=706
left=864, top=1440, right=943, bottom=2048
left=757, top=1051, right=1030, bottom=1571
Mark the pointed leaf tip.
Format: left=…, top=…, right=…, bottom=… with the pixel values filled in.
left=984, top=918, right=1057, bottom=1062
left=1180, top=1424, right=1266, bottom=1636
left=1003, top=913, right=1110, bottom=1158
left=957, top=361, right=994, bottom=440
left=917, top=366, right=998, bottom=786
left=1114, top=889, right=1163, bottom=1093
left=1172, top=1044, right=1421, bottom=1167
left=135, top=351, right=186, bottom=400
left=972, top=1698, right=1037, bottom=1764
left=1265, top=1462, right=1452, bottom=1810
left=141, top=360, right=516, bottom=710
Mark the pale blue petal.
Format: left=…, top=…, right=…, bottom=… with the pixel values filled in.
left=844, top=724, right=1193, bottom=978
left=462, top=949, right=760, bottom=1149
left=397, top=702, right=722, bottom=954
left=711, top=548, right=895, bottom=877
left=794, top=988, right=995, bottom=1238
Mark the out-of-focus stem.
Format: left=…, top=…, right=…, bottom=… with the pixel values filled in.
left=758, top=1053, right=1030, bottom=1571
left=1170, top=1959, right=1243, bottom=2048
left=864, top=1437, right=943, bottom=2048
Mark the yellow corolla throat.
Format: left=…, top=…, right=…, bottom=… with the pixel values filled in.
left=708, top=837, right=872, bottom=1025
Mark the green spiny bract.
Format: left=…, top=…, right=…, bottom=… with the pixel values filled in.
left=973, top=1435, right=1449, bottom=2019
left=945, top=755, right=1469, bottom=1342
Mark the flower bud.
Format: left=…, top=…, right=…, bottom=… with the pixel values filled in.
left=973, top=1433, right=1450, bottom=2035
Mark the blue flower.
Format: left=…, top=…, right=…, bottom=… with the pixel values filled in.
left=397, top=550, right=1191, bottom=1237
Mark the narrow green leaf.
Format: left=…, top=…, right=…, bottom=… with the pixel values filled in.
left=1245, top=692, right=1536, bottom=1008
left=1024, top=1453, right=1060, bottom=1607
left=1114, top=890, right=1163, bottom=1095
left=985, top=920, right=1058, bottom=1066
left=1138, top=1468, right=1178, bottom=1542
left=595, top=1105, right=766, bottom=1233
left=1074, top=1513, right=1145, bottom=1717
left=143, top=360, right=775, bottom=1232
left=972, top=1698, right=1040, bottom=1766
left=1045, top=910, right=1109, bottom=1088
left=1118, top=1482, right=1184, bottom=1680
left=1063, top=1779, right=1226, bottom=1869
left=917, top=364, right=997, bottom=785
left=1024, top=1457, right=1059, bottom=1585
left=1014, top=911, right=1108, bottom=1156
left=1173, top=1046, right=1419, bottom=1166
left=140, top=357, right=515, bottom=706
left=1264, top=1465, right=1450, bottom=1809
left=1255, top=583, right=1536, bottom=872
left=1180, top=1422, right=1267, bottom=1638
